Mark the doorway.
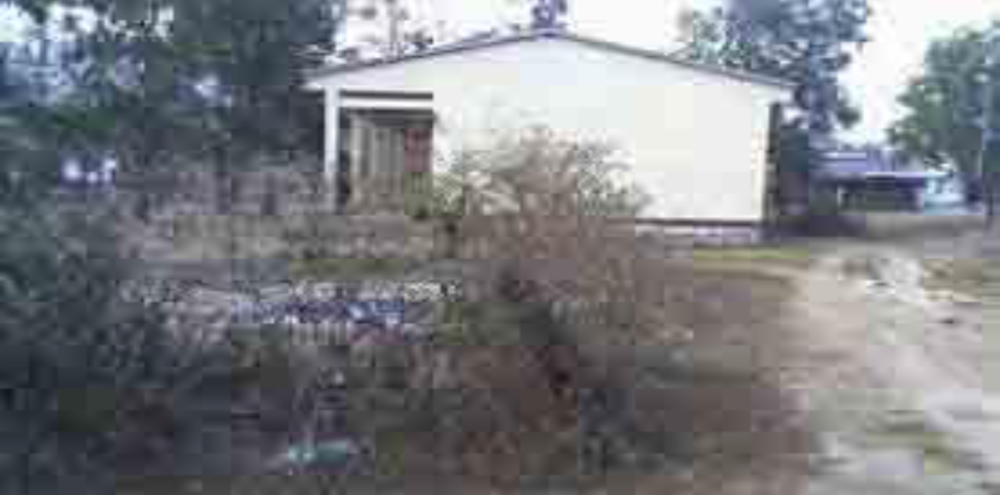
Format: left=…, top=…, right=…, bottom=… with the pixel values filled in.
left=337, top=109, right=435, bottom=212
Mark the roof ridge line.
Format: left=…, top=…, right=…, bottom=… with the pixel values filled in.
left=305, top=29, right=794, bottom=91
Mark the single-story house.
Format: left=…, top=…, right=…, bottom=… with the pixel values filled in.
left=818, top=147, right=965, bottom=211
left=305, top=29, right=792, bottom=237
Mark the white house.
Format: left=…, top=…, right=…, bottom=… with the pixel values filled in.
left=305, top=29, right=792, bottom=232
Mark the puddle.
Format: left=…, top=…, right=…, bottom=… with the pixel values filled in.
left=885, top=423, right=985, bottom=473
left=796, top=246, right=1000, bottom=493
left=946, top=404, right=1000, bottom=423
left=917, top=390, right=1000, bottom=473
left=810, top=428, right=992, bottom=495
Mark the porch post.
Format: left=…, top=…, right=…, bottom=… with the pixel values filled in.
left=324, top=90, right=341, bottom=210
left=349, top=112, right=367, bottom=208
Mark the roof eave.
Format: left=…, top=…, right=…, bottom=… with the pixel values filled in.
left=304, top=30, right=555, bottom=82
left=304, top=29, right=794, bottom=92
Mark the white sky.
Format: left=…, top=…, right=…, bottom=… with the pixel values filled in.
left=413, top=0, right=1000, bottom=142
left=4, top=1, right=1000, bottom=142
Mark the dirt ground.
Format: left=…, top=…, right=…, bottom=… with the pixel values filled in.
left=773, top=214, right=1000, bottom=495
left=634, top=213, right=1000, bottom=495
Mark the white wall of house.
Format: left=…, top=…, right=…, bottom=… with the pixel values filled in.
left=309, top=36, right=788, bottom=222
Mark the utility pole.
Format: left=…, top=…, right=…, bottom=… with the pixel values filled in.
left=385, top=0, right=405, bottom=57
left=975, top=35, right=998, bottom=227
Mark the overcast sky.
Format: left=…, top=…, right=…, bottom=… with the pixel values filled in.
left=4, top=1, right=999, bottom=142
left=415, top=0, right=1000, bottom=142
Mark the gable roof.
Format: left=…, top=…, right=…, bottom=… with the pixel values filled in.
left=306, top=29, right=794, bottom=91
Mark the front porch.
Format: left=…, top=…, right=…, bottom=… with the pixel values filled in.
left=329, top=92, right=436, bottom=213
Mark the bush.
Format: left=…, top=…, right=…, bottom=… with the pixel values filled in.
left=449, top=129, right=679, bottom=473
left=450, top=127, right=667, bottom=334
left=0, top=207, right=266, bottom=494
left=341, top=128, right=683, bottom=483
left=777, top=198, right=867, bottom=238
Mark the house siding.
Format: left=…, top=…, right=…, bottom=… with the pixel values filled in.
left=310, top=37, right=788, bottom=222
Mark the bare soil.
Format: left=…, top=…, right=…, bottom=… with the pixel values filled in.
left=778, top=215, right=1000, bottom=494
left=644, top=213, right=1000, bottom=494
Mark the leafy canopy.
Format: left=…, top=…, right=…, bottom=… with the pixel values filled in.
left=1, top=0, right=343, bottom=201
left=889, top=23, right=1000, bottom=197
left=677, top=0, right=870, bottom=135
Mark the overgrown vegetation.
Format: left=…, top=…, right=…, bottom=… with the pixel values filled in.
left=1, top=0, right=341, bottom=218
left=385, top=130, right=675, bottom=479
left=0, top=0, right=823, bottom=487
left=0, top=205, right=385, bottom=494
left=778, top=201, right=869, bottom=238
left=0, top=122, right=815, bottom=493
left=890, top=21, right=1000, bottom=208
left=0, top=207, right=204, bottom=494
left=310, top=130, right=812, bottom=486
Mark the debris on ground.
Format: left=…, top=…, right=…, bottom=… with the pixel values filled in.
left=270, top=439, right=362, bottom=470
left=154, top=280, right=461, bottom=339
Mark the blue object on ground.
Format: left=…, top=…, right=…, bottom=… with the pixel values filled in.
left=272, top=439, right=361, bottom=469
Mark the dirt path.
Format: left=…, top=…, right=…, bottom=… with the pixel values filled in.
left=782, top=242, right=1000, bottom=494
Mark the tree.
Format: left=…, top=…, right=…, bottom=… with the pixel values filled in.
left=0, top=41, right=64, bottom=205
left=676, top=0, right=871, bottom=211
left=1, top=0, right=346, bottom=217
left=338, top=0, right=436, bottom=59
left=889, top=23, right=1000, bottom=211
left=164, top=0, right=341, bottom=211
left=170, top=0, right=340, bottom=155
left=0, top=0, right=55, bottom=23
left=0, top=208, right=152, bottom=494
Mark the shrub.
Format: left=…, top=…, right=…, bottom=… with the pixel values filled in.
left=778, top=199, right=867, bottom=238
left=0, top=207, right=274, bottom=494
left=449, top=127, right=666, bottom=334
left=344, top=128, right=683, bottom=482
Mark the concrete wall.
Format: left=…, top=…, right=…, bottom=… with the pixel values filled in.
left=310, top=37, right=787, bottom=222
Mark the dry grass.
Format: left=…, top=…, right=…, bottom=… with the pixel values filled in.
left=874, top=419, right=985, bottom=474
left=114, top=130, right=823, bottom=494
left=862, top=212, right=986, bottom=243
left=926, top=258, right=1000, bottom=297
left=681, top=245, right=818, bottom=274
left=115, top=257, right=814, bottom=495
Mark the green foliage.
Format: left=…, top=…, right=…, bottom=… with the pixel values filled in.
left=778, top=199, right=867, bottom=237
left=2, top=0, right=345, bottom=216
left=400, top=171, right=471, bottom=258
left=0, top=46, right=64, bottom=205
left=402, top=172, right=467, bottom=222
left=889, top=23, right=1000, bottom=201
left=0, top=206, right=317, bottom=494
left=677, top=0, right=870, bottom=134
left=0, top=208, right=183, bottom=493
left=168, top=0, right=339, bottom=156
